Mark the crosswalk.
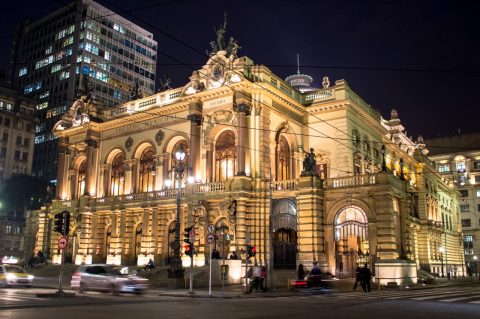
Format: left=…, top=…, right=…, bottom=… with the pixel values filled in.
left=324, top=286, right=480, bottom=305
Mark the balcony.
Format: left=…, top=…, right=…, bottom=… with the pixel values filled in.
left=271, top=179, right=298, bottom=192
left=323, top=174, right=378, bottom=189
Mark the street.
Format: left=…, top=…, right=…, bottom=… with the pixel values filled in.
left=0, top=284, right=479, bottom=319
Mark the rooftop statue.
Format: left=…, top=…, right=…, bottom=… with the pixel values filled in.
left=214, top=12, right=228, bottom=51
left=227, top=37, right=241, bottom=59
left=301, top=147, right=318, bottom=176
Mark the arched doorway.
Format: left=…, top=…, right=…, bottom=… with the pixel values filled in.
left=272, top=199, right=297, bottom=270
left=134, top=223, right=142, bottom=264
left=334, top=206, right=370, bottom=277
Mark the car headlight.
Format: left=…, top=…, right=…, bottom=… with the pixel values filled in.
left=6, top=273, right=17, bottom=280
left=27, top=275, right=34, bottom=280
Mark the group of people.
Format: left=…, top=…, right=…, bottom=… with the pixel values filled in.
left=247, top=264, right=267, bottom=293
left=353, top=263, right=372, bottom=292
left=211, top=249, right=239, bottom=260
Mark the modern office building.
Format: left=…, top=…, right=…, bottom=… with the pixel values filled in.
left=29, top=36, right=465, bottom=287
left=426, top=133, right=480, bottom=275
left=10, top=0, right=157, bottom=182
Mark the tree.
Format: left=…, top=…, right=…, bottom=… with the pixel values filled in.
left=0, top=175, right=53, bottom=213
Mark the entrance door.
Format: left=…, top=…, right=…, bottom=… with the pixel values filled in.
left=273, top=228, right=297, bottom=270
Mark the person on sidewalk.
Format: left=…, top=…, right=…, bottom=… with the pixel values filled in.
left=297, top=264, right=306, bottom=280
left=249, top=263, right=261, bottom=293
left=259, top=266, right=267, bottom=292
left=360, top=263, right=372, bottom=292
left=353, top=263, right=362, bottom=290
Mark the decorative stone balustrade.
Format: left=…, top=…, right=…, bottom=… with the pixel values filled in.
left=271, top=179, right=298, bottom=191
left=324, top=174, right=377, bottom=189
left=191, top=182, right=225, bottom=193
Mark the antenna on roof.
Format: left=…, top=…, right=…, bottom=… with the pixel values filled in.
left=297, top=53, right=300, bottom=75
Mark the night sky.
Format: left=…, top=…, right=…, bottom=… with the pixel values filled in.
left=1, top=0, right=479, bottom=139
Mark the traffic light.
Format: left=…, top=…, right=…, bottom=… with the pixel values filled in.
left=53, top=211, right=71, bottom=236
left=53, top=212, right=64, bottom=234
left=63, top=211, right=70, bottom=235
left=247, top=245, right=256, bottom=259
left=184, top=226, right=193, bottom=244
left=184, top=243, right=194, bottom=257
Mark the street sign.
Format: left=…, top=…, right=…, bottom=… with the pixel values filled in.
left=206, top=233, right=215, bottom=244
left=58, top=237, right=67, bottom=249
left=208, top=224, right=215, bottom=234
left=189, top=228, right=195, bottom=243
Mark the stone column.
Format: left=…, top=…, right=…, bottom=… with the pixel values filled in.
left=97, top=165, right=106, bottom=197
left=204, top=144, right=213, bottom=183
left=374, top=193, right=399, bottom=260
left=84, top=136, right=98, bottom=196
left=235, top=198, right=247, bottom=258
left=68, top=170, right=77, bottom=199
left=188, top=114, right=202, bottom=181
left=124, top=160, right=134, bottom=194
left=234, top=104, right=251, bottom=176
left=154, top=155, right=163, bottom=190
left=163, top=153, right=170, bottom=187
left=56, top=137, right=69, bottom=199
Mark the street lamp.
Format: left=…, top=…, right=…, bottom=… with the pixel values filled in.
left=439, top=247, right=445, bottom=278
left=167, top=145, right=193, bottom=279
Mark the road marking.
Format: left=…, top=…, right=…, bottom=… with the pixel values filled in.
left=411, top=293, right=473, bottom=300
left=468, top=300, right=480, bottom=304
left=439, top=294, right=480, bottom=302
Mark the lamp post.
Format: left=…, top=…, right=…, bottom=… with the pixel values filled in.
left=439, top=246, right=445, bottom=278
left=167, top=146, right=190, bottom=279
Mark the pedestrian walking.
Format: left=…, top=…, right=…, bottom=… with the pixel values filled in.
left=259, top=266, right=267, bottom=292
left=353, top=263, right=362, bottom=290
left=447, top=265, right=451, bottom=280
left=249, top=263, right=261, bottom=293
left=297, top=264, right=306, bottom=280
left=360, top=263, right=371, bottom=292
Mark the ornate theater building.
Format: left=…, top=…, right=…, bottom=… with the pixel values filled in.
left=31, top=42, right=464, bottom=285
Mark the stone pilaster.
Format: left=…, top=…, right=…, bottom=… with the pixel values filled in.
left=84, top=135, right=98, bottom=196
left=56, top=137, right=69, bottom=199
left=188, top=113, right=202, bottom=180
left=374, top=193, right=399, bottom=260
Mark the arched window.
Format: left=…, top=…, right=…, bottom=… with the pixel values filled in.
left=76, top=160, right=86, bottom=199
left=352, top=129, right=360, bottom=148
left=139, top=146, right=155, bottom=192
left=110, top=153, right=125, bottom=196
left=277, top=135, right=290, bottom=180
left=170, top=140, right=188, bottom=183
left=215, top=130, right=236, bottom=182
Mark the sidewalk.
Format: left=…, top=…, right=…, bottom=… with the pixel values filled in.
left=153, top=277, right=480, bottom=298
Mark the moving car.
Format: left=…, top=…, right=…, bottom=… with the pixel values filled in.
left=71, top=264, right=148, bottom=294
left=0, top=265, right=34, bottom=287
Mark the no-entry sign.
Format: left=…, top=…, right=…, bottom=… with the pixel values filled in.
left=58, top=237, right=67, bottom=249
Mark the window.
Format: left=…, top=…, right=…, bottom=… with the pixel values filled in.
left=477, top=189, right=480, bottom=198
left=139, top=147, right=155, bottom=192
left=438, top=164, right=450, bottom=173
left=215, top=131, right=236, bottom=182
left=14, top=151, right=20, bottom=160
left=474, top=175, right=480, bottom=184
left=16, top=136, right=22, bottom=145
left=0, top=148, right=6, bottom=157
left=2, top=132, right=8, bottom=142
left=461, top=219, right=471, bottom=227
left=276, top=135, right=290, bottom=181
left=473, top=161, right=480, bottom=170
left=76, top=161, right=86, bottom=199
left=22, top=152, right=28, bottom=161
left=460, top=204, right=470, bottom=213
left=457, top=162, right=466, bottom=172
left=110, top=152, right=125, bottom=196
left=18, top=67, right=27, bottom=77
left=478, top=204, right=480, bottom=212
left=4, top=118, right=9, bottom=127
left=24, top=138, right=30, bottom=147
left=460, top=190, right=469, bottom=197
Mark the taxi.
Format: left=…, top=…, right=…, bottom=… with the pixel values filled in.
left=0, top=265, right=34, bottom=287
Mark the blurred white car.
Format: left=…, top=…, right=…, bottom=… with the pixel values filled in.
left=0, top=265, right=34, bottom=287
left=71, top=264, right=148, bottom=294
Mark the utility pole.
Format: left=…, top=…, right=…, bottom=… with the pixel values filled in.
left=268, top=166, right=274, bottom=292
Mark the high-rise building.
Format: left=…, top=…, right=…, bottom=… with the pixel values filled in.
left=425, top=133, right=480, bottom=275
left=10, top=0, right=157, bottom=182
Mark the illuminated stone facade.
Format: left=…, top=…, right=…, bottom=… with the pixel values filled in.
left=32, top=51, right=464, bottom=285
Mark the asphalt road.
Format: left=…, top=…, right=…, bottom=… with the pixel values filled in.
left=0, top=285, right=479, bottom=319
